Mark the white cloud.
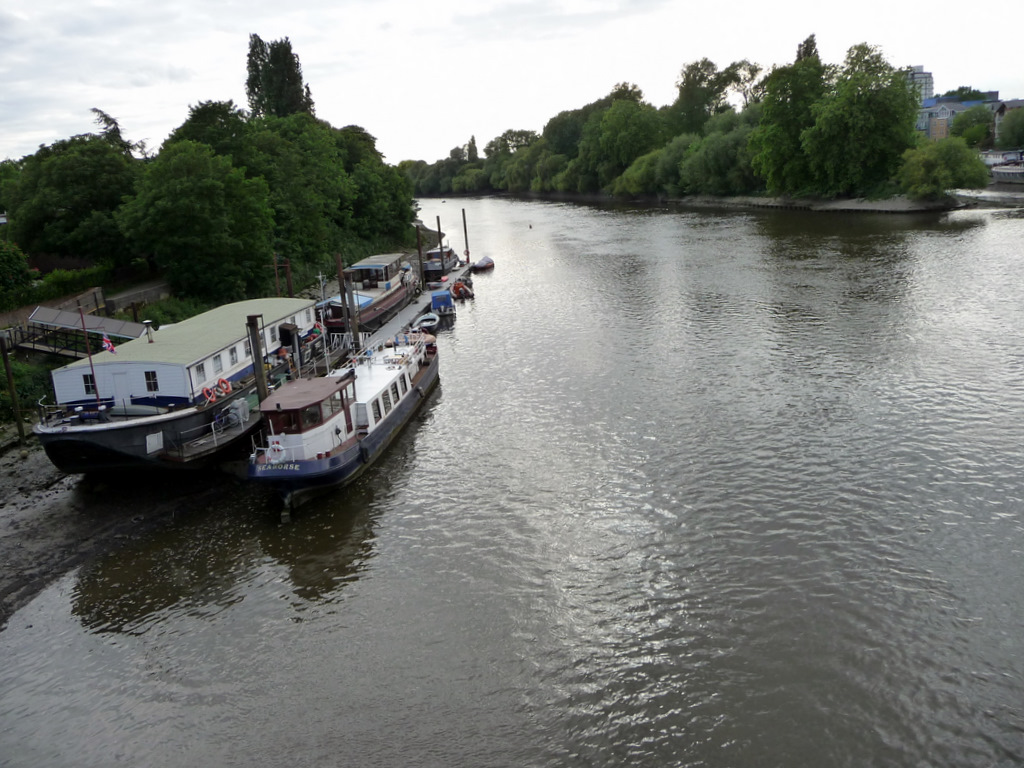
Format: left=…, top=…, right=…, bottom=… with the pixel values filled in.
left=2, top=0, right=1022, bottom=164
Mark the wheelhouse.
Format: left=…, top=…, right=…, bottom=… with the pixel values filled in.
left=261, top=370, right=356, bottom=436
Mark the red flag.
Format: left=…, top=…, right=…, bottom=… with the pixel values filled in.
left=102, top=334, right=116, bottom=354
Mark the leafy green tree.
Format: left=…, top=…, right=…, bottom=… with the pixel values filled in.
left=610, top=150, right=661, bottom=197
left=543, top=108, right=590, bottom=159
left=899, top=137, right=990, bottom=200
left=245, top=113, right=354, bottom=269
left=997, top=108, right=1024, bottom=149
left=941, top=86, right=987, bottom=101
left=0, top=159, right=21, bottom=225
left=748, top=35, right=829, bottom=196
left=334, top=125, right=384, bottom=171
left=90, top=108, right=146, bottom=156
left=246, top=34, right=315, bottom=119
left=4, top=133, right=138, bottom=265
left=950, top=105, right=993, bottom=148
left=531, top=150, right=569, bottom=193
left=0, top=240, right=33, bottom=296
left=801, top=43, right=918, bottom=197
left=164, top=100, right=250, bottom=160
left=664, top=59, right=740, bottom=136
left=452, top=167, right=488, bottom=193
left=597, top=99, right=664, bottom=185
left=348, top=158, right=415, bottom=240
left=654, top=133, right=701, bottom=196
left=467, top=136, right=479, bottom=163
left=728, top=60, right=765, bottom=107
left=679, top=106, right=762, bottom=196
left=116, top=140, right=274, bottom=301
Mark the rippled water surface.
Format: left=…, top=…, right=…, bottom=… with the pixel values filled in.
left=3, top=199, right=1024, bottom=767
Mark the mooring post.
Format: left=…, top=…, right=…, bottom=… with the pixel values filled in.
left=0, top=334, right=27, bottom=445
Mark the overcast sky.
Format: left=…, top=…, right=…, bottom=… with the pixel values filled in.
left=2, top=0, right=1022, bottom=165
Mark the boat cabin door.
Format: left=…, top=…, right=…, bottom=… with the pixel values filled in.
left=111, top=372, right=131, bottom=405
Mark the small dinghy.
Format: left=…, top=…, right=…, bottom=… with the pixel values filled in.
left=411, top=312, right=440, bottom=333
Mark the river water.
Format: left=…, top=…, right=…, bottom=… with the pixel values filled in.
left=2, top=198, right=1024, bottom=767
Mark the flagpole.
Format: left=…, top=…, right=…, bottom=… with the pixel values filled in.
left=79, top=307, right=102, bottom=408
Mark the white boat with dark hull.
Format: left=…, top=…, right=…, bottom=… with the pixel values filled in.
left=33, top=298, right=319, bottom=473
left=318, top=253, right=419, bottom=334
left=248, top=331, right=439, bottom=511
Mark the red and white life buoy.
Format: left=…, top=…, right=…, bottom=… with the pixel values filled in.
left=216, top=377, right=232, bottom=397
left=268, top=442, right=285, bottom=464
left=202, top=386, right=217, bottom=403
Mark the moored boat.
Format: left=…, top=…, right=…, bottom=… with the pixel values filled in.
left=431, top=290, right=456, bottom=321
left=424, top=245, right=460, bottom=273
left=317, top=253, right=419, bottom=334
left=410, top=312, right=440, bottom=333
left=470, top=255, right=494, bottom=273
left=450, top=279, right=474, bottom=300
left=248, top=331, right=439, bottom=511
left=33, top=298, right=320, bottom=473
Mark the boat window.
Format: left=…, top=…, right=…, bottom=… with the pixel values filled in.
left=301, top=404, right=321, bottom=429
left=83, top=373, right=96, bottom=395
left=399, top=375, right=407, bottom=395
left=390, top=383, right=400, bottom=403
left=270, top=325, right=278, bottom=343
left=321, top=392, right=343, bottom=421
left=267, top=411, right=298, bottom=433
left=229, top=346, right=239, bottom=365
left=145, top=371, right=159, bottom=392
left=382, top=390, right=392, bottom=414
left=305, top=308, right=312, bottom=324
left=213, top=354, right=223, bottom=374
left=244, top=340, right=252, bottom=358
left=196, top=362, right=206, bottom=382
left=371, top=399, right=382, bottom=422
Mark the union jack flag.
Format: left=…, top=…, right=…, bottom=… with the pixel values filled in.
left=102, top=334, right=116, bottom=354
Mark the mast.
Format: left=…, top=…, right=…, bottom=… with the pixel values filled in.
left=78, top=308, right=103, bottom=408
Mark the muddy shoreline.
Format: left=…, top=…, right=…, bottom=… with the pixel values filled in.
left=0, top=440, right=240, bottom=629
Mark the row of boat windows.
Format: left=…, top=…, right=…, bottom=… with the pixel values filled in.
left=370, top=377, right=409, bottom=422
left=78, top=313, right=317, bottom=398
left=191, top=311, right=314, bottom=385
left=266, top=391, right=346, bottom=434
left=82, top=371, right=159, bottom=395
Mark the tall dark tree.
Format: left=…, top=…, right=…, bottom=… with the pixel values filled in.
left=246, top=34, right=315, bottom=119
left=801, top=43, right=918, bottom=196
left=748, top=35, right=829, bottom=195
left=665, top=59, right=740, bottom=136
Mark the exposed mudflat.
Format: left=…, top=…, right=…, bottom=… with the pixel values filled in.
left=0, top=441, right=237, bottom=629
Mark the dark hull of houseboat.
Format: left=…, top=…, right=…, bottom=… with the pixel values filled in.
left=248, top=353, right=440, bottom=509
left=33, top=387, right=262, bottom=474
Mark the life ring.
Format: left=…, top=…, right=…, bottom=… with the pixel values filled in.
left=269, top=443, right=285, bottom=464
left=216, top=378, right=232, bottom=396
left=202, top=387, right=217, bottom=403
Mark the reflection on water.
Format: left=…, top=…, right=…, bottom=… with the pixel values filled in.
left=3, top=198, right=1024, bottom=768
left=71, top=397, right=439, bottom=633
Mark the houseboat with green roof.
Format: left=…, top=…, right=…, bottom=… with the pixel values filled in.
left=33, top=297, right=318, bottom=473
